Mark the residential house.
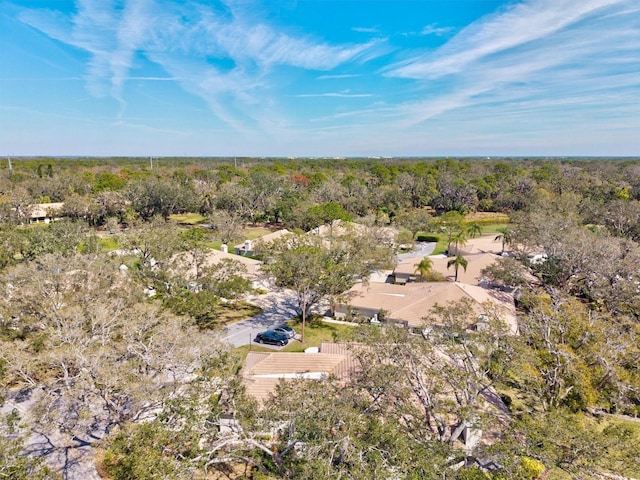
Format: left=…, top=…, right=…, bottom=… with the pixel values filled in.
left=28, top=202, right=64, bottom=223
left=308, top=220, right=398, bottom=247
left=393, top=252, right=501, bottom=285
left=241, top=342, right=357, bottom=405
left=335, top=281, right=518, bottom=334
left=234, top=229, right=291, bottom=256
left=173, top=248, right=263, bottom=283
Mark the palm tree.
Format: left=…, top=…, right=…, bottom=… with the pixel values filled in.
left=466, top=222, right=482, bottom=239
left=494, top=227, right=513, bottom=254
left=447, top=253, right=468, bottom=282
left=451, top=230, right=468, bottom=256
left=414, top=257, right=433, bottom=282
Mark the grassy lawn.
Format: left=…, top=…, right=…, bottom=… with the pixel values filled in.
left=241, top=226, right=273, bottom=240
left=465, top=212, right=510, bottom=224
left=282, top=319, right=356, bottom=352
left=97, top=236, right=120, bottom=252
left=432, top=235, right=449, bottom=255
left=477, top=222, right=510, bottom=234
left=169, top=212, right=206, bottom=225
left=217, top=303, right=262, bottom=326
left=235, top=318, right=357, bottom=358
left=204, top=240, right=223, bottom=250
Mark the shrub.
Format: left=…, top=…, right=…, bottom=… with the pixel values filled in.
left=424, top=271, right=446, bottom=282
left=518, top=456, right=545, bottom=479
left=415, top=233, right=439, bottom=242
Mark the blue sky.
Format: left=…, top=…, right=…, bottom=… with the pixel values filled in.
left=1, top=0, right=638, bottom=157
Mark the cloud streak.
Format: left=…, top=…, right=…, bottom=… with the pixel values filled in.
left=388, top=0, right=630, bottom=79
left=420, top=23, right=453, bottom=36
left=294, top=92, right=373, bottom=98
left=7, top=0, right=638, bottom=155
left=384, top=0, right=639, bottom=126
left=17, top=0, right=383, bottom=129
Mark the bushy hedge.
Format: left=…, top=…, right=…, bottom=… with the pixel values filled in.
left=415, top=233, right=439, bottom=242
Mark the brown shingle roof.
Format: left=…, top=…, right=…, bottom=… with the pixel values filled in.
left=339, top=281, right=517, bottom=333
left=28, top=202, right=64, bottom=219
left=394, top=252, right=500, bottom=285
left=242, top=345, right=358, bottom=405
left=234, top=229, right=292, bottom=250
left=173, top=249, right=262, bottom=278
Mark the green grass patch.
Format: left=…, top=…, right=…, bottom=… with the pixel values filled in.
left=217, top=303, right=262, bottom=326
left=204, top=240, right=223, bottom=251
left=432, top=238, right=449, bottom=255
left=240, top=227, right=272, bottom=240
left=98, top=236, right=120, bottom=252
left=234, top=318, right=357, bottom=359
left=169, top=212, right=206, bottom=225
left=282, top=318, right=356, bottom=352
left=465, top=212, right=510, bottom=224
left=418, top=233, right=449, bottom=255
left=477, top=222, right=510, bottom=234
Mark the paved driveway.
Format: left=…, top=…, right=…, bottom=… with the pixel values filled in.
left=397, top=241, right=436, bottom=261
left=219, top=288, right=300, bottom=347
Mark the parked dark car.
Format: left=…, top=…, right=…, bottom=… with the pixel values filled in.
left=254, top=330, right=289, bottom=346
left=273, top=324, right=295, bottom=339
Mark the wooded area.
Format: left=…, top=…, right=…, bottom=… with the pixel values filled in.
left=1, top=156, right=639, bottom=479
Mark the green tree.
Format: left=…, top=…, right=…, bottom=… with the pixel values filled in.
left=447, top=253, right=468, bottom=282
left=127, top=176, right=196, bottom=220
left=262, top=235, right=369, bottom=342
left=494, top=227, right=513, bottom=254
left=451, top=230, right=468, bottom=256
left=263, top=378, right=448, bottom=479
left=414, top=257, right=434, bottom=282
left=438, top=211, right=465, bottom=255
left=305, top=201, right=352, bottom=233
left=95, top=172, right=126, bottom=192
left=480, top=256, right=532, bottom=288
left=465, top=222, right=482, bottom=239
left=393, top=208, right=434, bottom=238
left=0, top=435, right=57, bottom=480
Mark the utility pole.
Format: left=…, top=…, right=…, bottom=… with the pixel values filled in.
left=150, top=156, right=153, bottom=170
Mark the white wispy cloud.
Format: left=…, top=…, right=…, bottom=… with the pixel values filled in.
left=17, top=0, right=383, bottom=130
left=317, top=74, right=361, bottom=80
left=18, top=0, right=155, bottom=116
left=388, top=0, right=629, bottom=79
left=294, top=92, right=373, bottom=98
left=384, top=0, right=639, bottom=127
left=352, top=26, right=379, bottom=33
left=420, top=23, right=454, bottom=36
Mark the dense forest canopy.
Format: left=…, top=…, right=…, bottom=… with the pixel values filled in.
left=1, top=156, right=639, bottom=479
